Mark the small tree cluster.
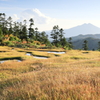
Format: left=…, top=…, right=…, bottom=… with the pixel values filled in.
left=51, top=25, right=73, bottom=49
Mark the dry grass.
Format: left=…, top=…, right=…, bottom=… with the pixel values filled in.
left=0, top=46, right=100, bottom=100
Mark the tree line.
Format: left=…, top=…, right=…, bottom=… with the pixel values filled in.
left=0, top=13, right=73, bottom=49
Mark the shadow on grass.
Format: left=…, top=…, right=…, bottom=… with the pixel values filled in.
left=82, top=52, right=89, bottom=54
left=0, top=57, right=22, bottom=61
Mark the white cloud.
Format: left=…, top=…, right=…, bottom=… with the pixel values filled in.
left=15, top=8, right=56, bottom=25
left=10, top=8, right=56, bottom=31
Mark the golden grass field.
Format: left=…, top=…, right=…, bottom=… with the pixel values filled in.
left=0, top=46, right=100, bottom=100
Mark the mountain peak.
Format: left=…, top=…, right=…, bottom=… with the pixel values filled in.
left=83, top=23, right=91, bottom=25
left=83, top=23, right=90, bottom=25
left=64, top=23, right=100, bottom=37
left=77, top=23, right=99, bottom=28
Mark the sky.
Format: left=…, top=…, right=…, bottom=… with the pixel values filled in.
left=1, top=0, right=100, bottom=31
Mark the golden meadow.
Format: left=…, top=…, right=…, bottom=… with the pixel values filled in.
left=0, top=46, right=100, bottom=100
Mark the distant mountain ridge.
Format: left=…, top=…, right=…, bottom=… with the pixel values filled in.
left=46, top=23, right=100, bottom=39
left=64, top=23, right=100, bottom=37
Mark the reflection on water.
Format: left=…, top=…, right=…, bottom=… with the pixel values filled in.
left=26, top=53, right=48, bottom=59
left=0, top=61, right=5, bottom=64
left=0, top=60, right=22, bottom=64
left=26, top=53, right=32, bottom=56
left=17, top=60, right=22, bottom=62
left=33, top=56, right=48, bottom=59
left=47, top=51, right=65, bottom=54
left=25, top=51, right=65, bottom=59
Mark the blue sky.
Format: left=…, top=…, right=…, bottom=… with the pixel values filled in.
left=0, top=0, right=100, bottom=31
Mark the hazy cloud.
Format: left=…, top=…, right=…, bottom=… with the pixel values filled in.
left=13, top=9, right=56, bottom=24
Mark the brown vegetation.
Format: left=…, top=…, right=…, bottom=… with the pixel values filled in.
left=0, top=46, right=100, bottom=100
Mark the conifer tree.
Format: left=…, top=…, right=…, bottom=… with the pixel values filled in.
left=98, top=41, right=100, bottom=51
left=28, top=18, right=34, bottom=40
left=83, top=40, right=88, bottom=50
left=51, top=25, right=68, bottom=48
left=51, top=25, right=60, bottom=46
left=0, top=28, right=4, bottom=45
left=68, top=37, right=73, bottom=49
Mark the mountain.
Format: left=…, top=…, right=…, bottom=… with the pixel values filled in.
left=66, top=33, right=100, bottom=50
left=64, top=23, right=100, bottom=37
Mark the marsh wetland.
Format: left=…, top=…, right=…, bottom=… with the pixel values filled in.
left=0, top=46, right=100, bottom=100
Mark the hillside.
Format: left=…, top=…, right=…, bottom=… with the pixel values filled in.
left=68, top=34, right=100, bottom=42
left=67, top=34, right=100, bottom=50
left=72, top=37, right=100, bottom=50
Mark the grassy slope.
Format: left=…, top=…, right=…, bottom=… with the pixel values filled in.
left=0, top=46, right=100, bottom=100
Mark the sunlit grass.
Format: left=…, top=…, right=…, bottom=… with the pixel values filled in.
left=0, top=46, right=100, bottom=100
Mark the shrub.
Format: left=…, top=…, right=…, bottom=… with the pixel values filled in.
left=9, top=35, right=21, bottom=42
left=4, top=41, right=14, bottom=47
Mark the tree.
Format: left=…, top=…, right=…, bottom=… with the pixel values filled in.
left=59, top=28, right=64, bottom=40
left=51, top=25, right=60, bottom=46
left=7, top=16, right=13, bottom=35
left=61, top=37, right=68, bottom=47
left=51, top=25, right=69, bottom=48
left=13, top=22, right=20, bottom=37
left=20, top=26, right=28, bottom=41
left=0, top=13, right=8, bottom=35
left=68, top=37, right=73, bottom=49
left=39, top=31, right=50, bottom=45
left=14, top=20, right=28, bottom=41
left=35, top=27, right=39, bottom=41
left=0, top=13, right=6, bottom=26
left=0, top=13, right=3, bottom=26
left=0, top=28, right=4, bottom=45
left=98, top=41, right=100, bottom=51
left=82, top=40, right=88, bottom=50
left=21, top=20, right=28, bottom=41
left=7, top=16, right=12, bottom=28
left=28, top=18, right=34, bottom=39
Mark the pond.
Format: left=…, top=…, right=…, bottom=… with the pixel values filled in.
left=47, top=51, right=65, bottom=54
left=26, top=53, right=48, bottom=59
left=0, top=59, right=22, bottom=64
left=0, top=57, right=22, bottom=64
left=33, top=56, right=48, bottom=59
left=26, top=53, right=32, bottom=56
